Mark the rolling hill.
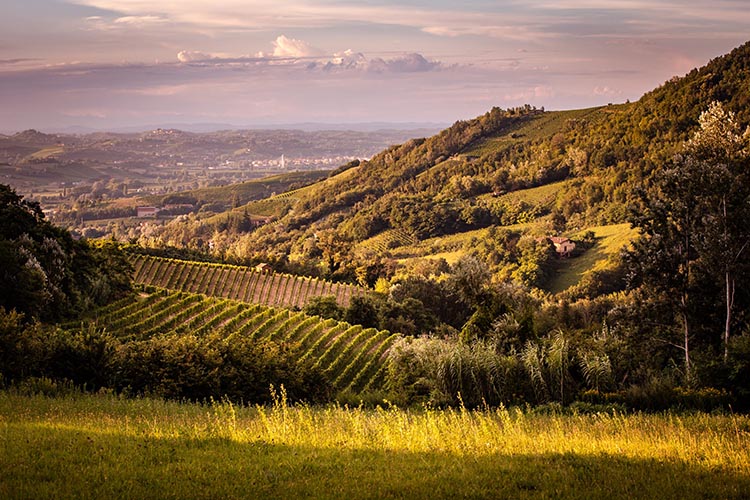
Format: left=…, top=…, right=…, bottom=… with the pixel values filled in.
left=135, top=41, right=748, bottom=296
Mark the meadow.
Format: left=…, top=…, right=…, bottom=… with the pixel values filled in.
left=2, top=389, right=749, bottom=499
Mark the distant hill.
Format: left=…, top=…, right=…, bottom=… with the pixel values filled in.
left=0, top=126, right=437, bottom=193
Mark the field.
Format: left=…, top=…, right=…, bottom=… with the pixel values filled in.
left=75, top=288, right=397, bottom=394
left=131, top=254, right=366, bottom=308
left=2, top=391, right=749, bottom=499
left=547, top=223, right=639, bottom=293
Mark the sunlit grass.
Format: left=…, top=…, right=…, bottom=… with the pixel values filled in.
left=2, top=390, right=748, bottom=499
left=480, top=180, right=571, bottom=208
left=548, top=223, right=638, bottom=293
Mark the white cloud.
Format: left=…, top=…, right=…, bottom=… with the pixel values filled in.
left=174, top=42, right=441, bottom=75
left=331, top=49, right=366, bottom=68
left=593, top=85, right=623, bottom=96
left=503, top=85, right=555, bottom=101
left=177, top=50, right=215, bottom=63
left=367, top=53, right=440, bottom=73
left=123, top=84, right=191, bottom=96
left=271, top=35, right=321, bottom=58
left=114, top=15, right=167, bottom=26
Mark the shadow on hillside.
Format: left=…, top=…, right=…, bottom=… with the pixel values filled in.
left=548, top=242, right=608, bottom=294
left=2, top=425, right=748, bottom=499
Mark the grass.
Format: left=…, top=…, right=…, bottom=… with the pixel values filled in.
left=463, top=107, right=605, bottom=157
left=480, top=180, right=571, bottom=208
left=547, top=223, right=638, bottom=293
left=2, top=390, right=749, bottom=499
left=26, top=145, right=65, bottom=160
left=390, top=222, right=543, bottom=265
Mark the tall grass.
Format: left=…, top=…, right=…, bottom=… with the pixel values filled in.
left=1, top=390, right=748, bottom=499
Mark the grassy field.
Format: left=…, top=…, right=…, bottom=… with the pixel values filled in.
left=2, top=391, right=748, bottom=499
left=548, top=223, right=639, bottom=294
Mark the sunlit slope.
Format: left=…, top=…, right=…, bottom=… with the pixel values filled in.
left=80, top=288, right=397, bottom=393
left=130, top=254, right=367, bottom=309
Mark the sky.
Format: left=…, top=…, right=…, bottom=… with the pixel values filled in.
left=0, top=0, right=748, bottom=132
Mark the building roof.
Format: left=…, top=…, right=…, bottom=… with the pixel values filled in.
left=549, top=236, right=570, bottom=244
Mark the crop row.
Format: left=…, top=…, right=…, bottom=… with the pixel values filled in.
left=84, top=287, right=398, bottom=394
left=130, top=254, right=365, bottom=309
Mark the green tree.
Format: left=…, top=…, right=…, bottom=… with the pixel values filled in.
left=626, top=158, right=703, bottom=380
left=303, top=295, right=344, bottom=320
left=0, top=184, right=132, bottom=321
left=626, top=102, right=750, bottom=378
left=681, top=102, right=750, bottom=361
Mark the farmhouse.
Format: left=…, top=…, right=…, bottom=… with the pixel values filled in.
left=549, top=236, right=576, bottom=257
left=255, top=263, right=272, bottom=273
left=136, top=206, right=159, bottom=218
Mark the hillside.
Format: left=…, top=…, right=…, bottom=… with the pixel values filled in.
left=74, top=288, right=397, bottom=394
left=130, top=254, right=367, bottom=308
left=133, top=41, right=750, bottom=295
left=3, top=42, right=750, bottom=413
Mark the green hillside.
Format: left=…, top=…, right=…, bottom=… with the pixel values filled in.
left=141, top=169, right=330, bottom=210
left=4, top=42, right=750, bottom=412
left=125, top=41, right=750, bottom=295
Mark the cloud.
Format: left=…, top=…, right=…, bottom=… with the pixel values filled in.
left=330, top=49, right=366, bottom=68
left=177, top=51, right=215, bottom=63
left=123, top=84, right=191, bottom=96
left=367, top=53, right=441, bottom=73
left=503, top=85, right=555, bottom=101
left=272, top=35, right=321, bottom=58
left=83, top=13, right=167, bottom=31
left=174, top=41, right=442, bottom=75
left=593, top=85, right=623, bottom=97
left=0, top=58, right=37, bottom=65
left=114, top=15, right=167, bottom=26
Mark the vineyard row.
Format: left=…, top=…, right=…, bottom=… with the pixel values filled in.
left=129, top=254, right=367, bottom=309
left=85, top=288, right=398, bottom=394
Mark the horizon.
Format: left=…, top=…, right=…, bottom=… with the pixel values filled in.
left=0, top=119, right=450, bottom=136
left=1, top=1, right=749, bottom=131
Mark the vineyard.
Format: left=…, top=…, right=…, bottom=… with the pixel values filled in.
left=83, top=288, right=398, bottom=394
left=130, top=254, right=366, bottom=308
left=359, top=228, right=418, bottom=253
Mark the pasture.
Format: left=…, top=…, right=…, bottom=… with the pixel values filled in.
left=1, top=391, right=748, bottom=499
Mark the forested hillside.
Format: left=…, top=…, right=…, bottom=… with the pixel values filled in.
left=128, top=42, right=750, bottom=291
left=106, top=41, right=750, bottom=407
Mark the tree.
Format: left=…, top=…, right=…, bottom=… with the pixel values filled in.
left=626, top=102, right=750, bottom=378
left=681, top=102, right=750, bottom=361
left=447, top=255, right=491, bottom=308
left=0, top=184, right=132, bottom=321
left=303, top=295, right=343, bottom=321
left=344, top=295, right=379, bottom=329
left=626, top=155, right=703, bottom=380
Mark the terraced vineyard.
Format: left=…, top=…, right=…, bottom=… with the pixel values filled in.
left=85, top=288, right=398, bottom=394
left=130, top=254, right=366, bottom=308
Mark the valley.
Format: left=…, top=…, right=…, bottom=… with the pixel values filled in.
left=2, top=36, right=750, bottom=500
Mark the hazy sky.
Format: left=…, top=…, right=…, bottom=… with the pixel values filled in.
left=1, top=0, right=748, bottom=131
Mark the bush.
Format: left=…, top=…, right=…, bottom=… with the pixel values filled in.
left=112, top=332, right=330, bottom=404
left=386, top=336, right=532, bottom=407
left=0, top=306, right=331, bottom=405
left=581, top=383, right=733, bottom=412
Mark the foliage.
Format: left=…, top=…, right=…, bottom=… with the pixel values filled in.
left=0, top=184, right=132, bottom=321
left=625, top=101, right=750, bottom=380
left=304, top=295, right=344, bottom=320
